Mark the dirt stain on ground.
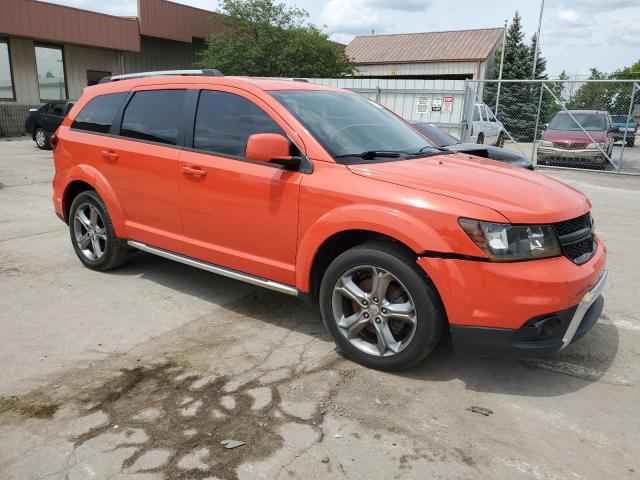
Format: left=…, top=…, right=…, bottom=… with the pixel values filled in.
left=0, top=394, right=60, bottom=419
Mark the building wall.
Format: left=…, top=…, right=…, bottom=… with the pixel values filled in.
left=353, top=61, right=479, bottom=79
left=64, top=45, right=122, bottom=99
left=122, top=37, right=205, bottom=73
left=7, top=37, right=39, bottom=104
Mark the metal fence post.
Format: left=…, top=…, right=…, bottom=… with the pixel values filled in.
left=375, top=86, right=381, bottom=103
left=531, top=83, right=544, bottom=163
left=618, top=81, right=638, bottom=172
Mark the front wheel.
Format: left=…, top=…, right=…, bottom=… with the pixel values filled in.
left=69, top=190, right=129, bottom=271
left=476, top=133, right=484, bottom=145
left=495, top=132, right=505, bottom=147
left=627, top=137, right=635, bottom=147
left=319, top=241, right=446, bottom=370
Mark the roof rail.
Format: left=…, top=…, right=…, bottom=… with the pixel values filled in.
left=98, top=69, right=224, bottom=84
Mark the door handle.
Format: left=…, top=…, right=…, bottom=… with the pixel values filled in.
left=181, top=165, right=207, bottom=177
left=101, top=150, right=119, bottom=161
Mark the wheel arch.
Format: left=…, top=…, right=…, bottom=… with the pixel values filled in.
left=296, top=205, right=451, bottom=297
left=61, top=167, right=126, bottom=236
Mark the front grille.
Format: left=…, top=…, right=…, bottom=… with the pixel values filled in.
left=552, top=141, right=588, bottom=150
left=553, top=213, right=596, bottom=264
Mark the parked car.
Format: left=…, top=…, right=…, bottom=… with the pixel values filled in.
left=470, top=103, right=505, bottom=147
left=611, top=115, right=636, bottom=147
left=25, top=100, right=75, bottom=150
left=412, top=122, right=533, bottom=170
left=537, top=110, right=615, bottom=168
left=51, top=71, right=607, bottom=370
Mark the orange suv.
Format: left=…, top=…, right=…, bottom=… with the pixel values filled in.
left=52, top=70, right=607, bottom=370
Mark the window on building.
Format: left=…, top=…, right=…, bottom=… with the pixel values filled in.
left=194, top=90, right=284, bottom=158
left=71, top=93, right=127, bottom=134
left=120, top=90, right=186, bottom=145
left=87, top=70, right=111, bottom=86
left=0, top=39, right=14, bottom=100
left=35, top=44, right=67, bottom=101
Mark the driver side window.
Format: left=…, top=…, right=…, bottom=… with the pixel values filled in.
left=194, top=90, right=284, bottom=158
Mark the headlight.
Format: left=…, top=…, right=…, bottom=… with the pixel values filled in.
left=587, top=142, right=606, bottom=149
left=459, top=218, right=561, bottom=261
left=538, top=140, right=553, bottom=147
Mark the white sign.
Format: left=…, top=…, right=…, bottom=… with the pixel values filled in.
left=442, top=96, right=454, bottom=112
left=431, top=97, right=442, bottom=112
left=416, top=96, right=430, bottom=113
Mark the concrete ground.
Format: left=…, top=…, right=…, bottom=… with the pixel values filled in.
left=1, top=136, right=639, bottom=480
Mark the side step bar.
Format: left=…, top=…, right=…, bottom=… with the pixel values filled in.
left=127, top=240, right=298, bottom=296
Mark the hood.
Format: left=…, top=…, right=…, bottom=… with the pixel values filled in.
left=446, top=144, right=532, bottom=168
left=347, top=153, right=590, bottom=224
left=542, top=129, right=605, bottom=143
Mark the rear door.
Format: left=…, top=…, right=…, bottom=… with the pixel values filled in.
left=98, top=86, right=188, bottom=252
left=482, top=105, right=500, bottom=144
left=176, top=87, right=304, bottom=285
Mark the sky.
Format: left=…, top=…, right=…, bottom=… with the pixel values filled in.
left=43, top=0, right=640, bottom=77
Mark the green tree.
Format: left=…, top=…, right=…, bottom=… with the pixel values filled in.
left=484, top=12, right=548, bottom=141
left=196, top=0, right=353, bottom=78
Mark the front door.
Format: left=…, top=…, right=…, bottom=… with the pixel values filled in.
left=177, top=88, right=303, bottom=285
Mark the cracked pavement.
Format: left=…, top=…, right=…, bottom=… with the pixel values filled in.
left=1, top=138, right=639, bottom=479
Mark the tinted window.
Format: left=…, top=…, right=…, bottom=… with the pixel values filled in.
left=412, top=123, right=459, bottom=147
left=49, top=102, right=66, bottom=116
left=120, top=90, right=186, bottom=145
left=72, top=93, right=127, bottom=134
left=194, top=91, right=284, bottom=157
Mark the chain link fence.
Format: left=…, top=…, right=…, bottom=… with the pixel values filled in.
left=466, top=79, right=640, bottom=174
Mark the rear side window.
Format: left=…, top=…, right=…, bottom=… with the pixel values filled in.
left=120, top=90, right=186, bottom=145
left=194, top=90, right=284, bottom=158
left=71, top=93, right=127, bottom=134
left=49, top=102, right=66, bottom=116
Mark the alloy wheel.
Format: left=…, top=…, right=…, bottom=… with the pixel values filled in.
left=35, top=129, right=46, bottom=148
left=331, top=265, right=417, bottom=357
left=73, top=203, right=107, bottom=261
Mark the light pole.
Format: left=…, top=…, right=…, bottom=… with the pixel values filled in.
left=532, top=0, right=545, bottom=78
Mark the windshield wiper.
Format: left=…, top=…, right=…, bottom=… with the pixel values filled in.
left=334, top=150, right=412, bottom=160
left=418, top=145, right=446, bottom=153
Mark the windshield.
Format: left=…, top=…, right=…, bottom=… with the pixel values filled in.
left=548, top=113, right=606, bottom=131
left=611, top=115, right=632, bottom=123
left=270, top=90, right=438, bottom=162
left=412, top=123, right=459, bottom=146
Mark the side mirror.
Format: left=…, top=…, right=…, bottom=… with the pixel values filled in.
left=246, top=133, right=300, bottom=169
left=542, top=123, right=549, bottom=130
left=611, top=127, right=620, bottom=133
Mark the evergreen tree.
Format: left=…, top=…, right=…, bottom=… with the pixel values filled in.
left=483, top=12, right=548, bottom=141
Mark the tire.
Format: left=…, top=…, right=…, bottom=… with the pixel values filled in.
left=34, top=127, right=50, bottom=150
left=495, top=132, right=505, bottom=148
left=627, top=138, right=635, bottom=148
left=319, top=241, right=446, bottom=371
left=68, top=190, right=128, bottom=271
left=476, top=133, right=484, bottom=145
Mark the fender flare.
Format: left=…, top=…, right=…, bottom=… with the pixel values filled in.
left=62, top=165, right=127, bottom=237
left=295, top=204, right=451, bottom=292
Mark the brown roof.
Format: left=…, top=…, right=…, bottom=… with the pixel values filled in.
left=346, top=28, right=504, bottom=64
left=0, top=0, right=140, bottom=52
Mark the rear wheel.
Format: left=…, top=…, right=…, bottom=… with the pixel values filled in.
left=496, top=132, right=505, bottom=148
left=476, top=133, right=484, bottom=145
left=69, top=190, right=128, bottom=271
left=319, top=241, right=445, bottom=370
left=34, top=128, right=49, bottom=150
left=627, top=137, right=635, bottom=147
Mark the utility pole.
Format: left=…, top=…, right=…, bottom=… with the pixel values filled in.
left=494, top=19, right=507, bottom=116
left=532, top=0, right=545, bottom=78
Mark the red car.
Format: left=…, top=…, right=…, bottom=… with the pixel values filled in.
left=51, top=71, right=607, bottom=370
left=537, top=110, right=615, bottom=168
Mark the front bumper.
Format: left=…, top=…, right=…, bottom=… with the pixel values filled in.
left=537, top=146, right=605, bottom=161
left=449, top=271, right=607, bottom=355
left=417, top=236, right=607, bottom=355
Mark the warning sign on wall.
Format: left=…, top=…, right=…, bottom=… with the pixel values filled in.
left=431, top=97, right=442, bottom=112
left=442, top=96, right=454, bottom=112
left=416, top=96, right=430, bottom=113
